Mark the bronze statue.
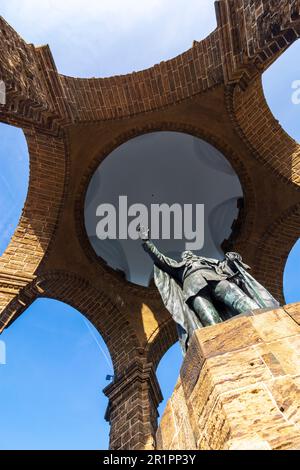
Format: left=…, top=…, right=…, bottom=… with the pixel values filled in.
left=138, top=227, right=279, bottom=354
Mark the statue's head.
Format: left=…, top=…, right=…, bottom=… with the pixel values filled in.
left=181, top=251, right=194, bottom=262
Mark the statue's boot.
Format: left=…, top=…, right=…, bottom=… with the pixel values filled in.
left=191, top=293, right=222, bottom=326
left=211, top=280, right=259, bottom=315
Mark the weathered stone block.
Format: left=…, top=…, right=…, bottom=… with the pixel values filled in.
left=157, top=305, right=300, bottom=450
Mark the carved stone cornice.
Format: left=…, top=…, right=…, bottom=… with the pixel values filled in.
left=0, top=272, right=36, bottom=294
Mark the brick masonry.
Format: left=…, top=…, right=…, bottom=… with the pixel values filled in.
left=0, top=0, right=299, bottom=450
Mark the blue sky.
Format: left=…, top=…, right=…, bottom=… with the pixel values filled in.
left=0, top=0, right=299, bottom=450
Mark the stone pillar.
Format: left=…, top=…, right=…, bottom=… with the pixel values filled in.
left=157, top=305, right=300, bottom=450
left=104, top=360, right=163, bottom=450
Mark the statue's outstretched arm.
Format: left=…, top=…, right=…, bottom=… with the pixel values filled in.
left=137, top=225, right=177, bottom=272
left=142, top=239, right=173, bottom=271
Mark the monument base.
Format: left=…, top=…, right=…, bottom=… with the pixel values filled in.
left=156, top=304, right=300, bottom=450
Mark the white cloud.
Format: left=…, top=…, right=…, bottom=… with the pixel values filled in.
left=1, top=0, right=216, bottom=77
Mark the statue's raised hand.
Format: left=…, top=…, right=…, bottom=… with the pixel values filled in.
left=137, top=224, right=149, bottom=241
left=225, top=252, right=242, bottom=262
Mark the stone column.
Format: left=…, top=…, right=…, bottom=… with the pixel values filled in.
left=157, top=305, right=300, bottom=450
left=104, top=360, right=163, bottom=450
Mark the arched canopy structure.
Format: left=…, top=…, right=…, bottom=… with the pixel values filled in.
left=0, top=0, right=300, bottom=450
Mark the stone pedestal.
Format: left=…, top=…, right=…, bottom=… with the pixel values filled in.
left=156, top=305, right=300, bottom=450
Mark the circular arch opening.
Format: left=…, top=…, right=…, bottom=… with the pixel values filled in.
left=0, top=297, right=113, bottom=450
left=1, top=0, right=217, bottom=78
left=0, top=122, right=29, bottom=256
left=156, top=341, right=182, bottom=421
left=262, top=40, right=300, bottom=143
left=84, top=131, right=244, bottom=287
left=283, top=238, right=300, bottom=304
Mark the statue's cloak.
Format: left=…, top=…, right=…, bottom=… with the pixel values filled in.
left=153, top=261, right=202, bottom=355
left=230, top=260, right=280, bottom=310
left=153, top=255, right=279, bottom=354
